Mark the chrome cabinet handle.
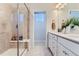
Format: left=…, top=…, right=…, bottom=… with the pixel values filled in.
left=63, top=51, right=69, bottom=56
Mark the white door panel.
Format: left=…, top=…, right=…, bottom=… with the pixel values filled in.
left=34, top=12, right=46, bottom=45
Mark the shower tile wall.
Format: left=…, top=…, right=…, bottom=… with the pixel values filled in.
left=0, top=4, right=13, bottom=54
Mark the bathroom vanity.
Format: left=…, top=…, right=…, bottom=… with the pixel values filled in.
left=47, top=32, right=79, bottom=56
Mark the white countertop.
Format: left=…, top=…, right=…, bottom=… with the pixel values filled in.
left=49, top=31, right=79, bottom=44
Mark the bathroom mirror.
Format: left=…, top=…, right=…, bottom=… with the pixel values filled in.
left=57, top=3, right=79, bottom=33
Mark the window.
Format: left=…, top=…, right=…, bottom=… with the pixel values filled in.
left=70, top=11, right=79, bottom=18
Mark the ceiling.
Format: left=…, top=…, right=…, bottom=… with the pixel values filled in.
left=26, top=3, right=57, bottom=11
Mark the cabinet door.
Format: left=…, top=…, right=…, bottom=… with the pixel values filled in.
left=58, top=43, right=66, bottom=56
left=58, top=43, right=75, bottom=56
left=48, top=34, right=52, bottom=49
left=51, top=39, right=57, bottom=56
left=48, top=33, right=57, bottom=56
left=58, top=37, right=79, bottom=56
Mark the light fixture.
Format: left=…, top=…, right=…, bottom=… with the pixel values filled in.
left=56, top=3, right=62, bottom=9
left=59, top=4, right=64, bottom=9
left=56, top=3, right=67, bottom=9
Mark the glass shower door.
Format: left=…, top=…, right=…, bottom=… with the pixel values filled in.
left=18, top=3, right=29, bottom=56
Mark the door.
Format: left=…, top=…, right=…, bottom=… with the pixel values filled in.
left=34, top=12, right=46, bottom=46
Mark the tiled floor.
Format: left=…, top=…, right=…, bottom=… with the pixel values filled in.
left=0, top=48, right=17, bottom=56
left=0, top=41, right=51, bottom=56
left=0, top=48, right=25, bottom=56
left=0, top=46, right=51, bottom=56
left=22, top=46, right=51, bottom=56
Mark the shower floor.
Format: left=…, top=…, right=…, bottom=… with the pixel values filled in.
left=0, top=48, right=25, bottom=56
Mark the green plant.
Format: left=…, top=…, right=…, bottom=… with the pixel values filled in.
left=61, top=18, right=72, bottom=30
left=65, top=18, right=72, bottom=26
left=70, top=18, right=79, bottom=29
left=71, top=18, right=79, bottom=26
left=61, top=17, right=79, bottom=30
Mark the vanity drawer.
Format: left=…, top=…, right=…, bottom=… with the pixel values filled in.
left=58, top=37, right=79, bottom=55
left=58, top=43, right=76, bottom=56
left=49, top=33, right=57, bottom=41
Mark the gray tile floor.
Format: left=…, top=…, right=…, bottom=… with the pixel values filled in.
left=23, top=46, right=52, bottom=56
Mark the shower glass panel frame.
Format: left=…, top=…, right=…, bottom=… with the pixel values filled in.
left=17, top=3, right=29, bottom=56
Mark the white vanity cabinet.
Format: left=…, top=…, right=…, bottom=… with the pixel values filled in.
left=48, top=32, right=79, bottom=56
left=57, top=42, right=75, bottom=56
left=48, top=33, right=57, bottom=56
left=58, top=37, right=79, bottom=56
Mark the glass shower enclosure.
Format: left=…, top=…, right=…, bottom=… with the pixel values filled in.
left=0, top=3, right=29, bottom=56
